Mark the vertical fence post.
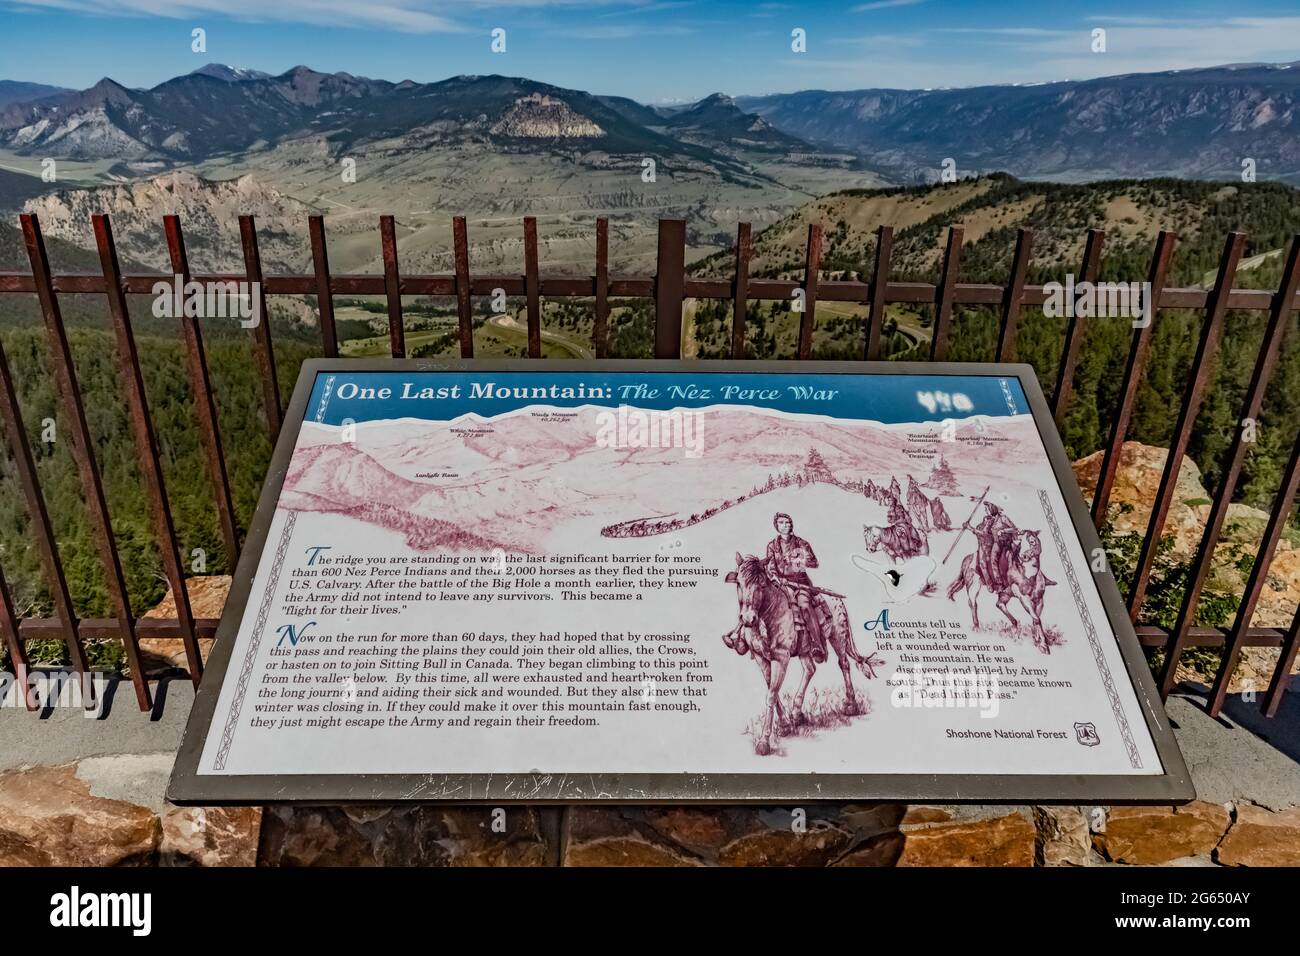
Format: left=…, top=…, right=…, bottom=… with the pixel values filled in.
left=523, top=217, right=541, bottom=358
left=238, top=215, right=283, bottom=442
left=1053, top=228, right=1104, bottom=425
left=731, top=222, right=750, bottom=359
left=164, top=215, right=242, bottom=569
left=930, top=226, right=963, bottom=361
left=866, top=225, right=893, bottom=360
left=655, top=219, right=686, bottom=359
left=1207, top=433, right=1300, bottom=716
left=797, top=224, right=822, bottom=360
left=22, top=214, right=151, bottom=710
left=1127, top=232, right=1245, bottom=621
left=0, top=567, right=35, bottom=710
left=1264, top=607, right=1300, bottom=718
left=1091, top=230, right=1177, bottom=527
left=453, top=216, right=474, bottom=358
left=593, top=218, right=609, bottom=358
left=94, top=214, right=202, bottom=687
left=0, top=338, right=90, bottom=706
left=380, top=216, right=406, bottom=359
left=1157, top=234, right=1300, bottom=700
left=307, top=216, right=339, bottom=358
left=996, top=229, right=1032, bottom=362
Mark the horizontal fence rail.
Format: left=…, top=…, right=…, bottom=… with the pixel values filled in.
left=0, top=214, right=1296, bottom=719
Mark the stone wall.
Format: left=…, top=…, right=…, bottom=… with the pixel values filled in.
left=0, top=761, right=260, bottom=867
left=2, top=759, right=1296, bottom=866
left=254, top=801, right=1300, bottom=867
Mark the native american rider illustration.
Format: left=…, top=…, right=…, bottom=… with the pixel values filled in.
left=945, top=497, right=1057, bottom=651
left=974, top=501, right=1018, bottom=591
left=764, top=512, right=829, bottom=663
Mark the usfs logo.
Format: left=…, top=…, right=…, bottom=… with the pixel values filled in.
left=1074, top=721, right=1101, bottom=747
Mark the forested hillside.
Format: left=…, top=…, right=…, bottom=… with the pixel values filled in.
left=689, top=174, right=1300, bottom=521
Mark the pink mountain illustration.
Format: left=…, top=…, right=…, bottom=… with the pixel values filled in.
left=282, top=407, right=1043, bottom=553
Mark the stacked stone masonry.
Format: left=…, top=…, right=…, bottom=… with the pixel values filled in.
left=0, top=762, right=1296, bottom=866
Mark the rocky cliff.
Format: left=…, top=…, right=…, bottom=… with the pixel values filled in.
left=22, top=170, right=316, bottom=271
left=490, top=93, right=605, bottom=139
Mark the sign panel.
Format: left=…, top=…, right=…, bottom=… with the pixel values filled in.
left=169, top=359, right=1191, bottom=804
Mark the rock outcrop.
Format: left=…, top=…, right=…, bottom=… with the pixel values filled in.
left=0, top=764, right=159, bottom=866
left=490, top=94, right=604, bottom=139
left=1074, top=440, right=1300, bottom=633
left=23, top=171, right=315, bottom=271
left=138, top=575, right=230, bottom=673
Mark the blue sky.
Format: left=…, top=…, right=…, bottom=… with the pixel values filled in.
left=2, top=1, right=1299, bottom=101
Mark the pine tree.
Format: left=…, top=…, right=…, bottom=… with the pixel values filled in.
left=925, top=455, right=960, bottom=495
left=803, top=447, right=833, bottom=482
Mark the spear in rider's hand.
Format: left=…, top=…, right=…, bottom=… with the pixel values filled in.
left=941, top=485, right=990, bottom=565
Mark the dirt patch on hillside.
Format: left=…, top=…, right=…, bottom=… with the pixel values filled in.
left=753, top=179, right=998, bottom=273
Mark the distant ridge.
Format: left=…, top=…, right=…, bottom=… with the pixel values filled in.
left=190, top=63, right=272, bottom=83
left=738, top=61, right=1300, bottom=184
left=0, top=66, right=816, bottom=175
left=0, top=79, right=70, bottom=109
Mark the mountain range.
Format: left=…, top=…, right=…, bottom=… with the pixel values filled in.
left=0, top=65, right=823, bottom=174
left=738, top=62, right=1300, bottom=184
left=0, top=64, right=871, bottom=272
left=0, top=80, right=69, bottom=110
left=4, top=59, right=1300, bottom=277
left=7, top=59, right=1300, bottom=183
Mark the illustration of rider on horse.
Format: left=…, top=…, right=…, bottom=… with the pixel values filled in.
left=764, top=512, right=830, bottom=663
left=974, top=501, right=1018, bottom=591
left=945, top=494, right=1058, bottom=651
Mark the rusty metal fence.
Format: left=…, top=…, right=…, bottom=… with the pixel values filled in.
left=0, top=213, right=1297, bottom=721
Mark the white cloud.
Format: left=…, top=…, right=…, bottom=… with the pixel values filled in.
left=786, top=14, right=1300, bottom=89
left=596, top=0, right=695, bottom=17
left=828, top=33, right=926, bottom=49
left=852, top=0, right=928, bottom=11
left=2, top=0, right=461, bottom=31
left=939, top=27, right=1072, bottom=37
left=951, top=15, right=1300, bottom=64
left=563, top=23, right=695, bottom=39
left=0, top=0, right=659, bottom=34
left=1081, top=16, right=1221, bottom=27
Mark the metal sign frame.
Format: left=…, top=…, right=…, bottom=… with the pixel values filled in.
left=169, top=358, right=1193, bottom=805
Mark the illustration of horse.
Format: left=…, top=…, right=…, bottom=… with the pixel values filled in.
left=946, top=529, right=1057, bottom=652
left=862, top=519, right=929, bottom=561
left=722, top=553, right=883, bottom=756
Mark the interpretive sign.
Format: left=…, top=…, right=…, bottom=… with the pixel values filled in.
left=169, top=359, right=1192, bottom=804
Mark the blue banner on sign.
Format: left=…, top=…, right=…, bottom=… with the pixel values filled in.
left=306, top=371, right=1026, bottom=426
